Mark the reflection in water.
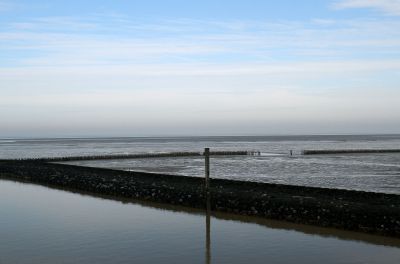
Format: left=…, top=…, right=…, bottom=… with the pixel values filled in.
left=3, top=178, right=400, bottom=248
left=206, top=195, right=211, bottom=264
left=1, top=179, right=400, bottom=264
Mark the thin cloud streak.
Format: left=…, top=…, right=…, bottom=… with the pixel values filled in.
left=334, top=0, right=400, bottom=15
left=1, top=16, right=400, bottom=68
left=2, top=60, right=400, bottom=77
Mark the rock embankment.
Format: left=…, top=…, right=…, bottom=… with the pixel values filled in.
left=2, top=150, right=254, bottom=162
left=1, top=160, right=400, bottom=237
left=303, top=149, right=400, bottom=155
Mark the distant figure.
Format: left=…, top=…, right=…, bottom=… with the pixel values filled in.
left=290, top=150, right=293, bottom=156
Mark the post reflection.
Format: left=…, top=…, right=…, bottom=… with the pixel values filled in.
left=206, top=194, right=211, bottom=264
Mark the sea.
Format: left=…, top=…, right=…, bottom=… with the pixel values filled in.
left=1, top=134, right=400, bottom=194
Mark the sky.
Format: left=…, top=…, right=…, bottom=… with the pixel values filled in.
left=1, top=0, right=400, bottom=137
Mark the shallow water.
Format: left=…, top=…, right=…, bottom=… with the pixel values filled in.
left=64, top=153, right=400, bottom=194
left=1, top=180, right=400, bottom=264
left=1, top=135, right=400, bottom=193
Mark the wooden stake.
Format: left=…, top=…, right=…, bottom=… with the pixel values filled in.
left=204, top=148, right=210, bottom=192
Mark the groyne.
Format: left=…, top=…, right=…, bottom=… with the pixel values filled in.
left=303, top=149, right=400, bottom=155
left=2, top=150, right=259, bottom=162
left=1, top=160, right=400, bottom=237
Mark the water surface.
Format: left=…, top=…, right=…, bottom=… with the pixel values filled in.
left=1, top=180, right=400, bottom=264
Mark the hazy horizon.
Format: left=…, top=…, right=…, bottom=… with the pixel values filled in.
left=2, top=133, right=400, bottom=140
left=1, top=0, right=400, bottom=137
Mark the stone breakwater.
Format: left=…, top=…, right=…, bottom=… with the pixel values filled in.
left=303, top=149, right=400, bottom=155
left=1, top=160, right=400, bottom=237
left=1, top=150, right=257, bottom=162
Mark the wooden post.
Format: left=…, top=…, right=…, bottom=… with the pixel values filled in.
left=204, top=148, right=210, bottom=192
left=204, top=148, right=211, bottom=263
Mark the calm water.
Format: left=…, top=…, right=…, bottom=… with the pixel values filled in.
left=1, top=135, right=400, bottom=193
left=1, top=180, right=400, bottom=264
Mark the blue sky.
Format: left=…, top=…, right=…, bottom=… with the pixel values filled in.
left=1, top=0, right=400, bottom=137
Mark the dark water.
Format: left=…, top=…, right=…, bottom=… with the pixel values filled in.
left=1, top=180, right=400, bottom=264
left=2, top=135, right=400, bottom=193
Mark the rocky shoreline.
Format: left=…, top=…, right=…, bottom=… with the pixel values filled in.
left=1, top=160, right=400, bottom=237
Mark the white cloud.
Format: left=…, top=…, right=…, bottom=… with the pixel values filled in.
left=334, top=0, right=400, bottom=15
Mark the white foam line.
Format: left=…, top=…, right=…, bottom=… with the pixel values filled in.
left=0, top=140, right=16, bottom=143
